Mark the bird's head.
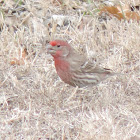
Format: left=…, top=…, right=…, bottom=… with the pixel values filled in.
left=47, top=40, right=71, bottom=58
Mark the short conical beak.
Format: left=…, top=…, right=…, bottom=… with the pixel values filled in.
left=46, top=44, right=55, bottom=54
left=46, top=44, right=51, bottom=50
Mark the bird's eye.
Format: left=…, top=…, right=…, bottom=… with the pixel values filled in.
left=57, top=45, right=60, bottom=48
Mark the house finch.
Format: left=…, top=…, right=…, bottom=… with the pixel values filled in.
left=47, top=40, right=116, bottom=88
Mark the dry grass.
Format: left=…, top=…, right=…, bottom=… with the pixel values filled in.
left=0, top=0, right=140, bottom=140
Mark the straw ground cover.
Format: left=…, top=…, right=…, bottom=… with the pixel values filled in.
left=0, top=0, right=140, bottom=139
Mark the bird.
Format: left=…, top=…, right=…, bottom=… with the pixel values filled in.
left=47, top=40, right=116, bottom=88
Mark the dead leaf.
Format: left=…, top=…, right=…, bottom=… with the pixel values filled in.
left=22, top=48, right=28, bottom=58
left=10, top=48, right=28, bottom=65
left=125, top=11, right=140, bottom=21
left=100, top=5, right=140, bottom=21
left=52, top=0, right=63, bottom=6
left=10, top=58, right=25, bottom=65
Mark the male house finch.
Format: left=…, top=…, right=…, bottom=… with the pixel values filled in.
left=47, top=40, right=116, bottom=88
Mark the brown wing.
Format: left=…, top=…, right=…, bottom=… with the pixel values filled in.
left=80, top=61, right=114, bottom=75
left=67, top=49, right=114, bottom=76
